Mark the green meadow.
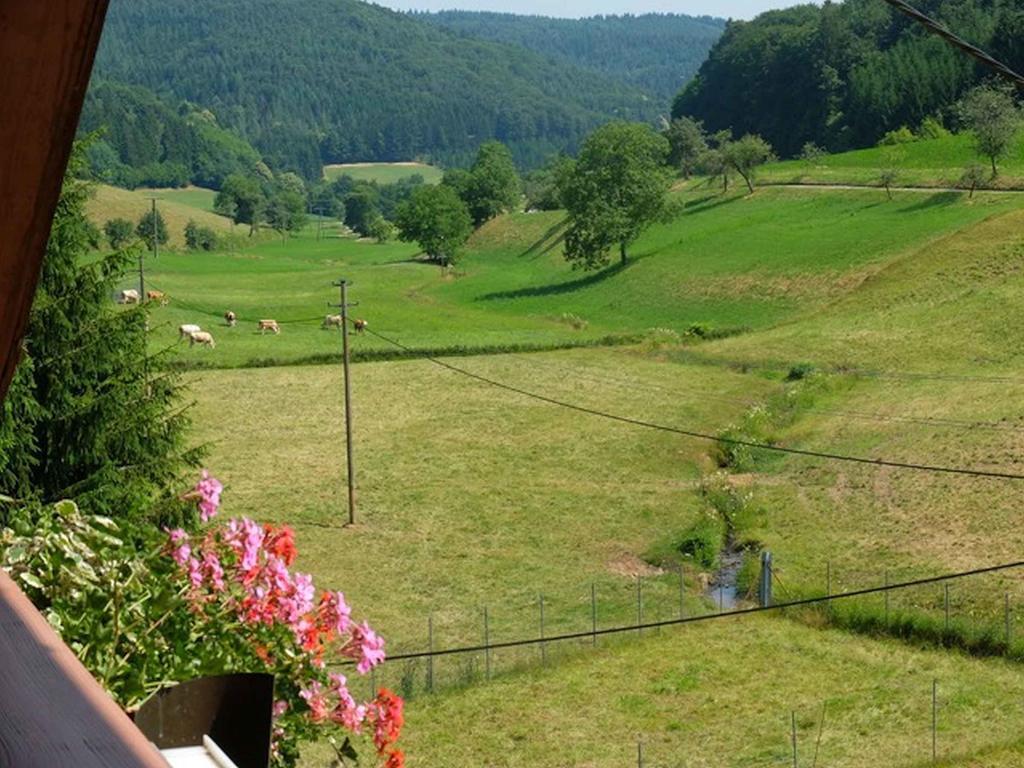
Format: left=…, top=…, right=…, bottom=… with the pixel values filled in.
left=760, top=133, right=1024, bottom=189
left=322, top=161, right=444, bottom=185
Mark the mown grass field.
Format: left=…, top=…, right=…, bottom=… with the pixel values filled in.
left=759, top=133, right=1024, bottom=189
left=86, top=184, right=242, bottom=249
left=86, top=146, right=1024, bottom=765
left=136, top=185, right=219, bottom=213
left=322, top=161, right=444, bottom=185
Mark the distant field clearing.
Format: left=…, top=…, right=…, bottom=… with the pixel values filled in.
left=323, top=161, right=443, bottom=184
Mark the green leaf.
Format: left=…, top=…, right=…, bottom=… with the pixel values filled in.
left=19, top=571, right=44, bottom=589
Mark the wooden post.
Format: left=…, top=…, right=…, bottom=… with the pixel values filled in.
left=636, top=576, right=643, bottom=635
left=944, top=583, right=950, bottom=632
left=791, top=711, right=799, bottom=768
left=1006, top=592, right=1012, bottom=648
left=679, top=564, right=686, bottom=619
left=931, top=679, right=938, bottom=763
left=539, top=594, right=546, bottom=665
left=591, top=583, right=597, bottom=646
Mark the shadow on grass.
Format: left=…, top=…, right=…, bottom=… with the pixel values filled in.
left=898, top=190, right=964, bottom=211
left=518, top=217, right=569, bottom=259
left=477, top=256, right=644, bottom=301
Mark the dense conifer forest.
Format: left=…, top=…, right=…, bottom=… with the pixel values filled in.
left=90, top=0, right=671, bottom=178
left=673, top=0, right=1024, bottom=157
left=418, top=11, right=725, bottom=102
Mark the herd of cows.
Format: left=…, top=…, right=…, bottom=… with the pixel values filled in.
left=116, top=288, right=368, bottom=350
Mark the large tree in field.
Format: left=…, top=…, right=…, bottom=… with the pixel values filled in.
left=447, top=141, right=521, bottom=226
left=558, top=121, right=671, bottom=270
left=959, top=84, right=1021, bottom=177
left=0, top=146, right=195, bottom=526
left=395, top=185, right=473, bottom=266
left=664, top=116, right=707, bottom=179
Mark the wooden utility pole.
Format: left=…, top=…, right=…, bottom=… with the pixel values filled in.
left=150, top=198, right=159, bottom=260
left=332, top=279, right=358, bottom=525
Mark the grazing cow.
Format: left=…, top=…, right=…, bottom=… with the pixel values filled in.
left=178, top=323, right=201, bottom=340
left=322, top=314, right=343, bottom=330
left=189, top=331, right=216, bottom=349
left=353, top=318, right=369, bottom=333
left=225, top=311, right=237, bottom=327
left=119, top=289, right=140, bottom=305
left=146, top=290, right=168, bottom=305
left=257, top=319, right=280, bottom=335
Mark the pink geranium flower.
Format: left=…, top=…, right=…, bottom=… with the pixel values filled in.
left=195, top=470, right=223, bottom=522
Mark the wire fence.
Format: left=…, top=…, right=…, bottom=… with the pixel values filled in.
left=340, top=558, right=1024, bottom=704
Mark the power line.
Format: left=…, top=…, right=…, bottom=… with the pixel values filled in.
left=338, top=558, right=1024, bottom=665
left=359, top=325, right=1024, bottom=482
left=881, top=0, right=1024, bottom=88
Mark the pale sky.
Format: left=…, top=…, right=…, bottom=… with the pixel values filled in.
left=380, top=0, right=818, bottom=20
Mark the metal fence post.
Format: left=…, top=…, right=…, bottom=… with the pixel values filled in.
left=759, top=551, right=773, bottom=608
left=591, top=583, right=598, bottom=646
left=636, top=576, right=643, bottom=635
left=484, top=606, right=491, bottom=681
left=539, top=594, right=546, bottom=665
left=427, top=614, right=434, bottom=693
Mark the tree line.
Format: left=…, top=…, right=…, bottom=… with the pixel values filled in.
left=673, top=0, right=1023, bottom=158
left=92, top=0, right=659, bottom=178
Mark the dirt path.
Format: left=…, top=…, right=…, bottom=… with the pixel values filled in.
left=764, top=181, right=1024, bottom=194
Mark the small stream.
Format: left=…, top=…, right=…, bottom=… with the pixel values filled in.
left=707, top=536, right=744, bottom=611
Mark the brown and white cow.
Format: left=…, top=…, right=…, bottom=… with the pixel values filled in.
left=257, top=319, right=280, bottom=335
left=189, top=331, right=216, bottom=349
left=224, top=311, right=237, bottom=327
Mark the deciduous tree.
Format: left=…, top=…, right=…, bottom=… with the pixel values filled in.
left=395, top=185, right=472, bottom=266
left=558, top=121, right=671, bottom=270
left=959, top=84, right=1021, bottom=177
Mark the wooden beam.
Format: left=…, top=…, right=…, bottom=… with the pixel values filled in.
left=0, top=3, right=172, bottom=765
left=0, top=0, right=110, bottom=400
left=0, top=569, right=169, bottom=767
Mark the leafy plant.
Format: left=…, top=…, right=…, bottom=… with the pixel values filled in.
left=0, top=473, right=404, bottom=768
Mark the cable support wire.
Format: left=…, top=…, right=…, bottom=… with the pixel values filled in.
left=334, top=559, right=1024, bottom=665
left=881, top=0, right=1024, bottom=88
left=509, top=353, right=1024, bottom=434
left=356, top=325, right=1024, bottom=481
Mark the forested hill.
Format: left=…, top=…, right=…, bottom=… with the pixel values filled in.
left=417, top=11, right=725, bottom=103
left=92, top=0, right=662, bottom=178
left=673, top=0, right=1022, bottom=158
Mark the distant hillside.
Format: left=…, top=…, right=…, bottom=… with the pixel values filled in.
left=93, top=0, right=660, bottom=176
left=674, top=0, right=1017, bottom=157
left=80, top=81, right=265, bottom=190
left=418, top=11, right=725, bottom=103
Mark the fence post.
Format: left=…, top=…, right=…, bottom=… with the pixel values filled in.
left=1006, top=592, right=1012, bottom=648
left=826, top=560, right=832, bottom=611
left=484, top=606, right=491, bottom=681
left=591, top=583, right=597, bottom=646
left=679, top=564, right=686, bottom=619
left=931, top=679, right=938, bottom=764
left=539, top=594, right=546, bottom=665
left=884, top=570, right=890, bottom=625
left=944, top=583, right=950, bottom=632
left=759, top=551, right=773, bottom=608
left=637, top=738, right=643, bottom=768
left=791, top=710, right=798, bottom=768
left=427, top=614, right=434, bottom=693
left=636, top=576, right=643, bottom=635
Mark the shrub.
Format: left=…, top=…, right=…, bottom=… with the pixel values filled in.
left=674, top=513, right=725, bottom=570
left=786, top=363, right=816, bottom=381
left=878, top=126, right=917, bottom=146
left=800, top=142, right=826, bottom=165
left=0, top=473, right=403, bottom=768
left=104, top=217, right=135, bottom=249
left=917, top=116, right=951, bottom=141
left=184, top=219, right=219, bottom=251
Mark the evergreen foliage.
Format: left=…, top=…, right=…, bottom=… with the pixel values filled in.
left=673, top=0, right=1015, bottom=158
left=419, top=11, right=725, bottom=102
left=93, top=0, right=661, bottom=172
left=79, top=81, right=264, bottom=189
left=0, top=147, right=195, bottom=525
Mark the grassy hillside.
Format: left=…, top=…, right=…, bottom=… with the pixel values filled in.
left=137, top=186, right=1019, bottom=368
left=85, top=184, right=238, bottom=249
left=759, top=133, right=1024, bottom=189
left=322, top=162, right=443, bottom=185
left=135, top=186, right=219, bottom=213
